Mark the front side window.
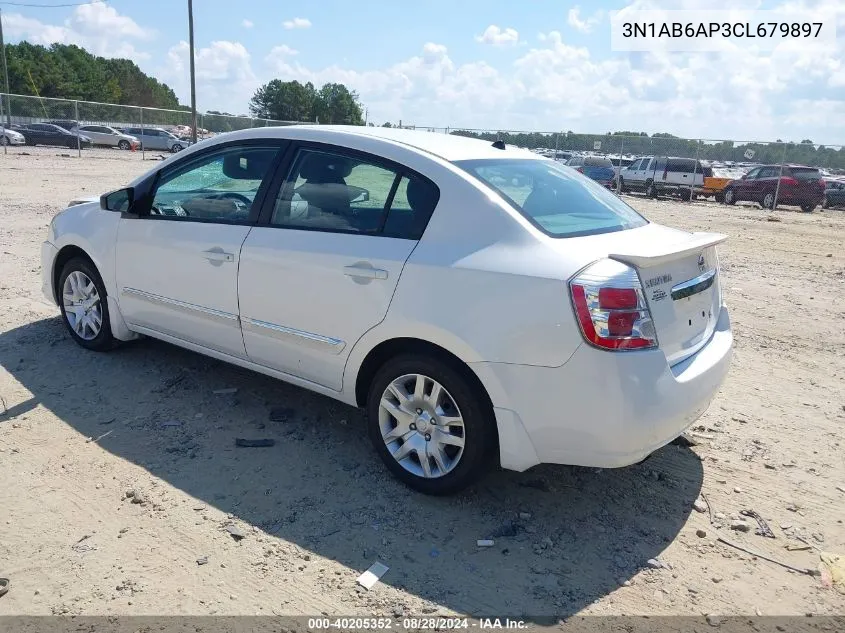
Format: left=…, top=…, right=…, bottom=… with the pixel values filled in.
left=149, top=146, right=280, bottom=222
left=456, top=158, right=648, bottom=239
left=271, top=148, right=439, bottom=238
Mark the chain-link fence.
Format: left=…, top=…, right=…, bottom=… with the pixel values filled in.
left=0, top=93, right=303, bottom=159
left=3, top=94, right=844, bottom=211
left=398, top=126, right=845, bottom=210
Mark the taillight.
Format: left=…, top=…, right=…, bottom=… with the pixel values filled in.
left=569, top=260, right=657, bottom=351
left=780, top=177, right=799, bottom=186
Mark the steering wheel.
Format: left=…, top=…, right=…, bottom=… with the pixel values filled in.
left=210, top=192, right=252, bottom=206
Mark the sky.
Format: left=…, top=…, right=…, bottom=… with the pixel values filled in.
left=3, top=0, right=844, bottom=143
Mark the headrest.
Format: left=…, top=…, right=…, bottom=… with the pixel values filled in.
left=222, top=149, right=277, bottom=180
left=299, top=153, right=355, bottom=181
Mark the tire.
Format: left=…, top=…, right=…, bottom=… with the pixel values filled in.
left=366, top=354, right=494, bottom=495
left=645, top=181, right=657, bottom=198
left=617, top=177, right=627, bottom=193
left=57, top=257, right=116, bottom=352
left=171, top=143, right=183, bottom=153
left=0, top=135, right=8, bottom=146
left=801, top=203, right=815, bottom=213
left=822, top=196, right=829, bottom=209
left=680, top=189, right=692, bottom=202
left=118, top=140, right=131, bottom=150
left=762, top=192, right=775, bottom=209
left=723, top=188, right=736, bottom=205
left=714, top=192, right=725, bottom=203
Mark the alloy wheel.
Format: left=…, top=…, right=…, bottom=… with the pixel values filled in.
left=378, top=373, right=466, bottom=479
left=62, top=270, right=103, bottom=341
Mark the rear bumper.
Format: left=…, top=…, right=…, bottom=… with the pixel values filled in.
left=41, top=241, right=59, bottom=305
left=476, top=305, right=733, bottom=470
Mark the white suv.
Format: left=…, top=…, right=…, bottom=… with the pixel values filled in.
left=617, top=156, right=705, bottom=200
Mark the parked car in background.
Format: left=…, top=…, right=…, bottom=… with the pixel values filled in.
left=41, top=125, right=732, bottom=495
left=71, top=125, right=139, bottom=150
left=46, top=119, right=81, bottom=131
left=616, top=156, right=705, bottom=200
left=722, top=165, right=824, bottom=212
left=0, top=126, right=26, bottom=146
left=823, top=180, right=845, bottom=209
left=121, top=126, right=192, bottom=152
left=695, top=166, right=735, bottom=202
left=566, top=155, right=615, bottom=188
left=11, top=123, right=92, bottom=149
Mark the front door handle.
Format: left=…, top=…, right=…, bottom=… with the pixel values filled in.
left=202, top=249, right=234, bottom=263
left=343, top=265, right=388, bottom=280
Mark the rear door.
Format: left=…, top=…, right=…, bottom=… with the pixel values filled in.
left=238, top=143, right=440, bottom=391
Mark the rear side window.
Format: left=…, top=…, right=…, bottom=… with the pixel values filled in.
left=584, top=157, right=613, bottom=168
left=667, top=158, right=697, bottom=173
left=653, top=157, right=667, bottom=172
left=456, top=158, right=648, bottom=239
left=789, top=167, right=822, bottom=181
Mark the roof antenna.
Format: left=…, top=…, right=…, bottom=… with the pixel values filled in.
left=492, top=139, right=506, bottom=150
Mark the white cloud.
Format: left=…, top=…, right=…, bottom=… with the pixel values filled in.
left=567, top=7, right=604, bottom=33
left=267, top=44, right=299, bottom=60
left=282, top=17, right=312, bottom=30
left=242, top=19, right=254, bottom=28
left=4, top=3, right=152, bottom=61
left=475, top=25, right=520, bottom=47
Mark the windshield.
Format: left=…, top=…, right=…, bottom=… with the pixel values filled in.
left=455, top=158, right=648, bottom=238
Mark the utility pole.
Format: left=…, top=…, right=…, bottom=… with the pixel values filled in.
left=187, top=0, right=198, bottom=144
left=0, top=9, right=11, bottom=126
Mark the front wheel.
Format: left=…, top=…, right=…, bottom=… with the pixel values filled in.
left=171, top=143, right=184, bottom=153
left=645, top=181, right=657, bottom=198
left=58, top=257, right=116, bottom=352
left=118, top=140, right=131, bottom=150
left=801, top=203, right=815, bottom=213
left=821, top=196, right=829, bottom=209
left=366, top=355, right=494, bottom=495
left=0, top=135, right=8, bottom=146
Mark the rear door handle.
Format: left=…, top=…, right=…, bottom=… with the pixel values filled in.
left=202, top=249, right=234, bottom=263
left=343, top=265, right=388, bottom=280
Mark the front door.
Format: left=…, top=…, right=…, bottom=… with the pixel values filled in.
left=115, top=142, right=283, bottom=358
left=238, top=143, right=440, bottom=391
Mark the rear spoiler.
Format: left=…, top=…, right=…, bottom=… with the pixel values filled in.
left=607, top=232, right=727, bottom=268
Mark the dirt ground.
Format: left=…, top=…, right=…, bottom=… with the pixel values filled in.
left=1, top=145, right=844, bottom=619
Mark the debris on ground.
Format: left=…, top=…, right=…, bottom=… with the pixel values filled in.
left=818, top=552, right=845, bottom=594
left=717, top=536, right=820, bottom=577
left=647, top=558, right=670, bottom=570
left=693, top=499, right=708, bottom=513
left=268, top=407, right=296, bottom=423
left=196, top=556, right=208, bottom=566
left=696, top=529, right=708, bottom=538
left=730, top=520, right=751, bottom=532
left=477, top=539, right=494, bottom=548
left=234, top=438, right=275, bottom=448
left=0, top=578, right=8, bottom=598
left=356, top=562, right=389, bottom=590
left=224, top=524, right=246, bottom=541
left=71, top=534, right=97, bottom=554
left=740, top=509, right=776, bottom=538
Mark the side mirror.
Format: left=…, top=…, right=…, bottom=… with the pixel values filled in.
left=100, top=187, right=134, bottom=213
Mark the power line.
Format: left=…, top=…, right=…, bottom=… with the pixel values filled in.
left=0, top=1, right=107, bottom=8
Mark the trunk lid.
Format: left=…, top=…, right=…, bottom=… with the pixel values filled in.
left=608, top=231, right=727, bottom=366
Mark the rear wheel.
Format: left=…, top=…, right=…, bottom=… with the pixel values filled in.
left=801, top=203, right=815, bottom=213
left=714, top=192, right=725, bottom=203
left=0, top=135, right=8, bottom=146
left=762, top=192, right=776, bottom=209
left=58, top=257, right=115, bottom=352
left=723, top=188, right=736, bottom=205
left=822, top=196, right=829, bottom=209
left=366, top=354, right=494, bottom=495
left=645, top=181, right=657, bottom=198
left=680, top=189, right=692, bottom=202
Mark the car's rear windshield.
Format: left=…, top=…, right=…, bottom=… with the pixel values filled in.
left=584, top=156, right=614, bottom=168
left=789, top=167, right=822, bottom=180
left=455, top=158, right=648, bottom=238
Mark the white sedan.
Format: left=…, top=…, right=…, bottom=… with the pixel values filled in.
left=41, top=126, right=733, bottom=495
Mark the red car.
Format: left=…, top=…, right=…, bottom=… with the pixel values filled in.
left=722, top=164, right=825, bottom=212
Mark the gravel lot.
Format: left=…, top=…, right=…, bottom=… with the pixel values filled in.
left=1, top=146, right=844, bottom=619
